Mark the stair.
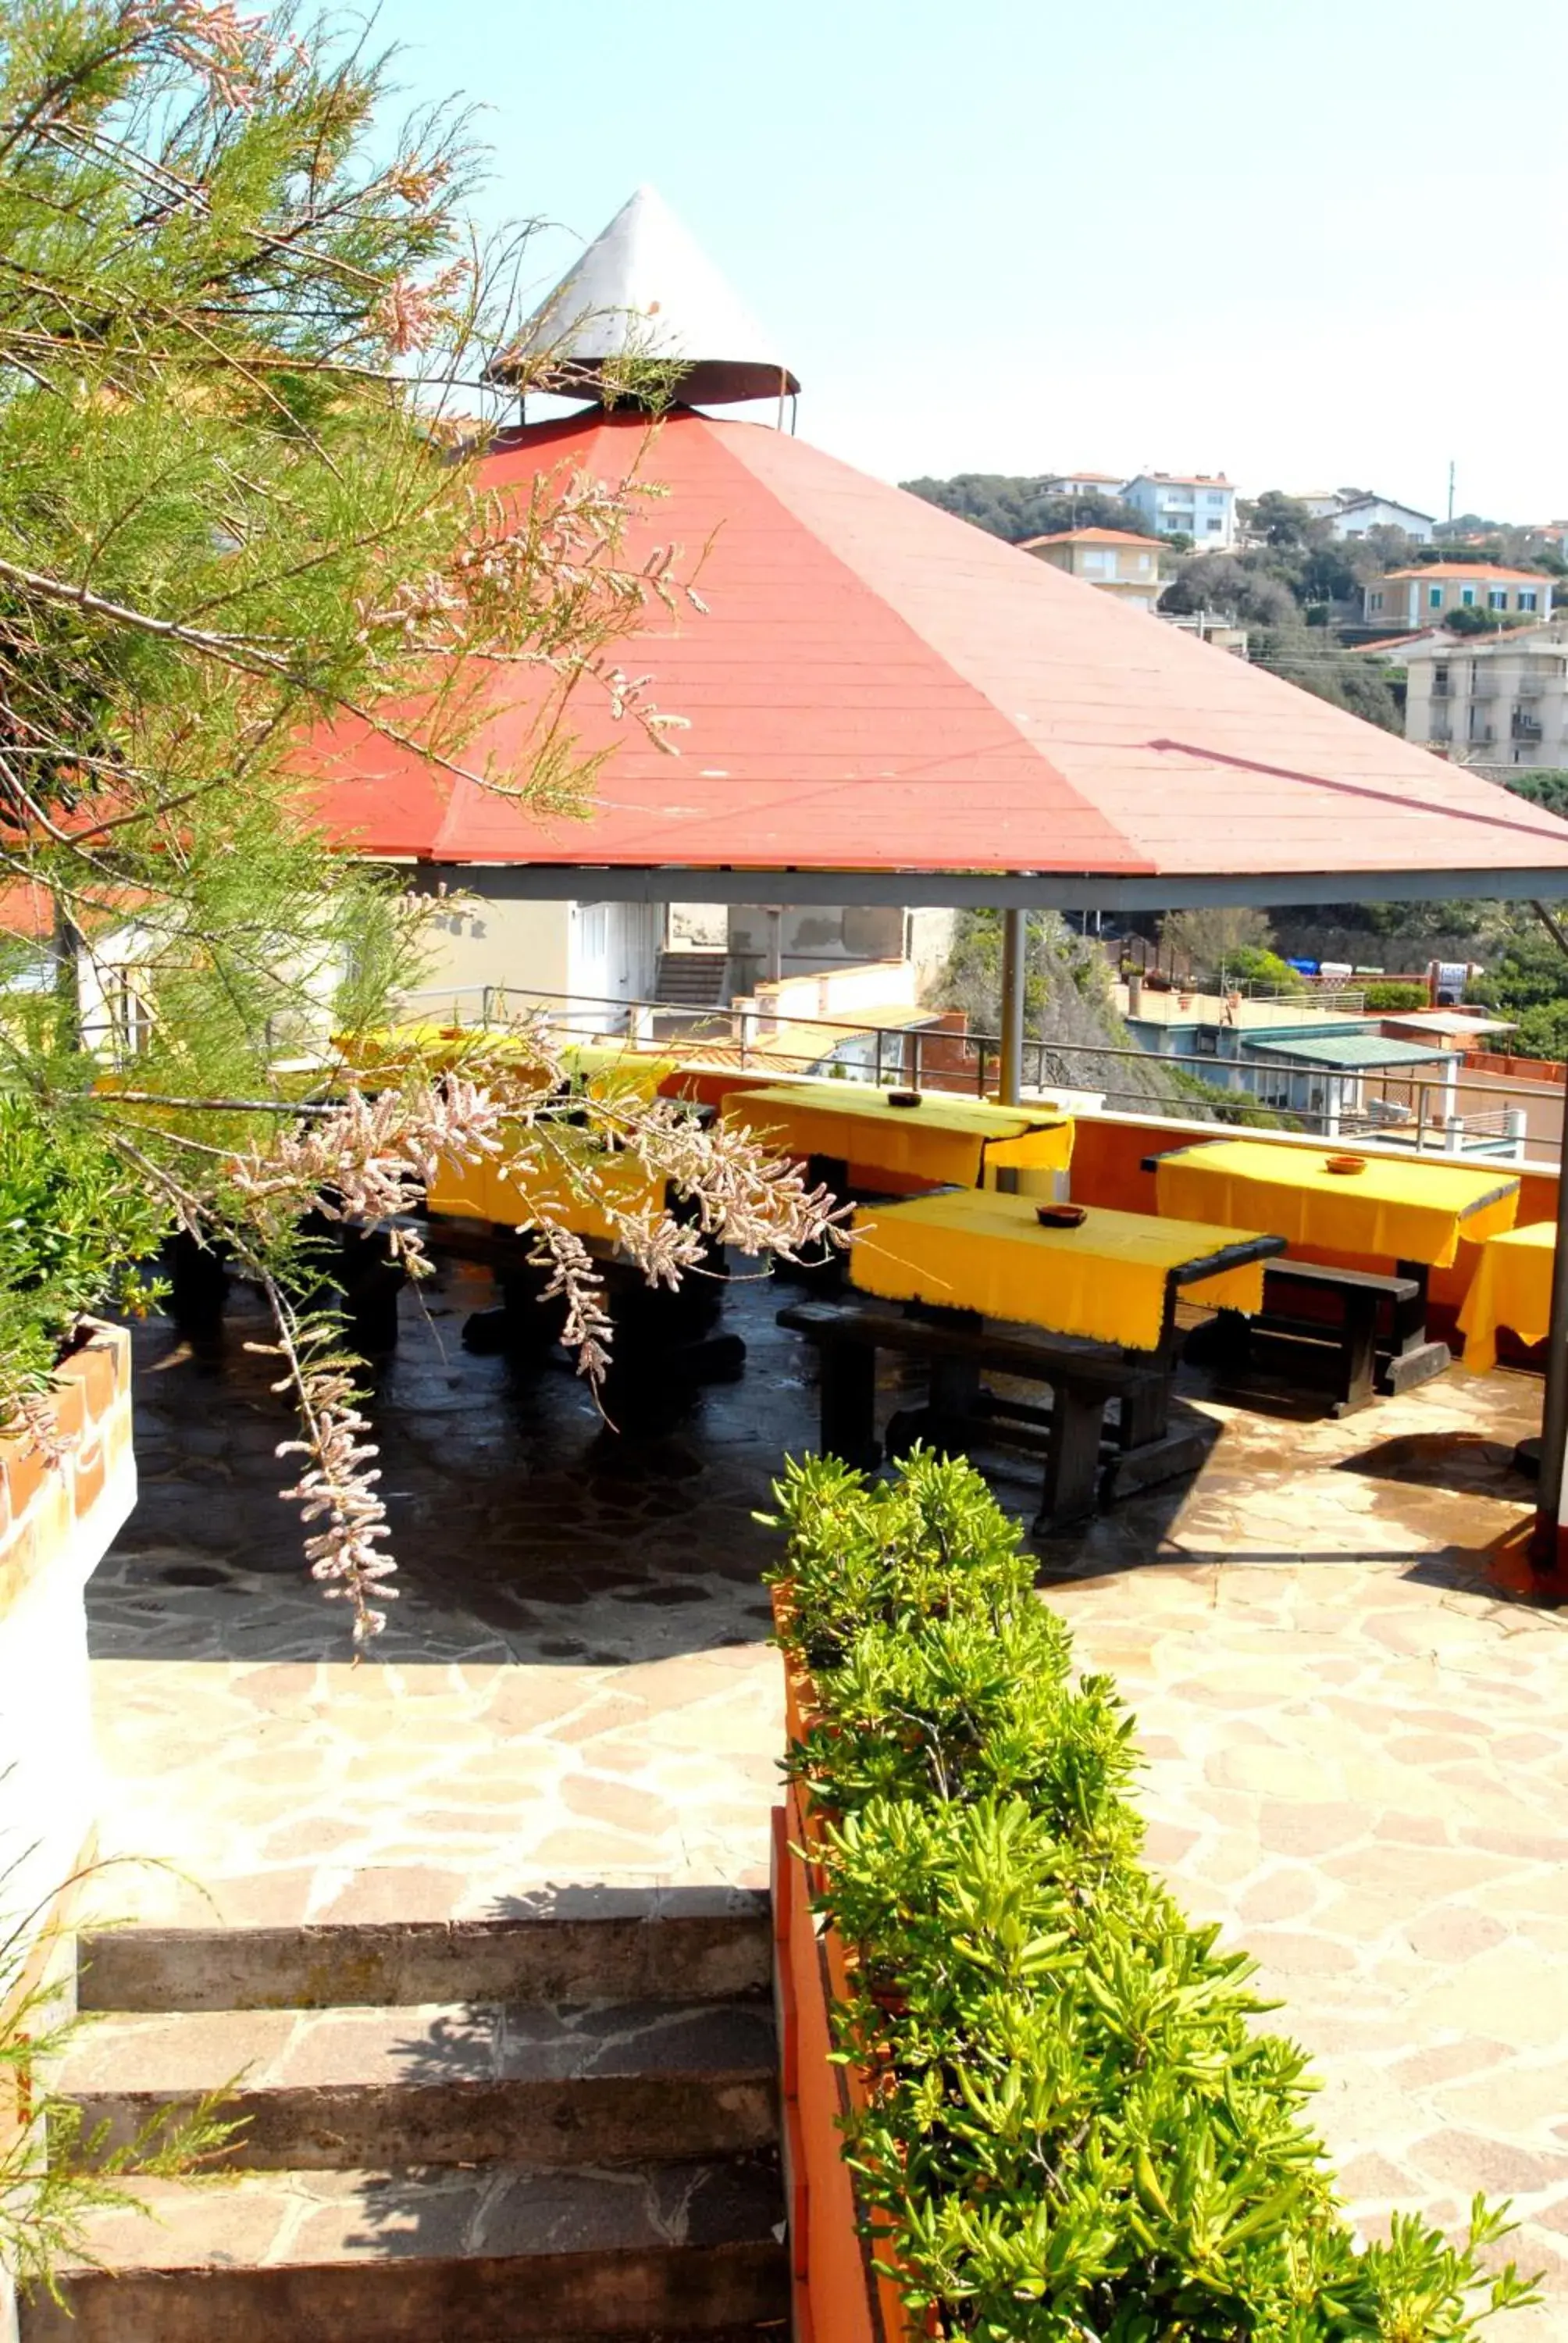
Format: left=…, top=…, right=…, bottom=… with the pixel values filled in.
left=23, top=1893, right=787, bottom=2343
left=653, top=950, right=729, bottom=1010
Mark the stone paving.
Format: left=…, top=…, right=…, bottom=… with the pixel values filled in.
left=85, top=1258, right=1568, bottom=2331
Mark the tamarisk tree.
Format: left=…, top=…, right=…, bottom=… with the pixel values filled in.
left=0, top=0, right=842, bottom=1634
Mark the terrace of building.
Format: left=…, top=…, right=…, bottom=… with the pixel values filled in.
left=85, top=1170, right=1568, bottom=2336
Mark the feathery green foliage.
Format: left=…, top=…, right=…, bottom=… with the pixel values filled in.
left=0, top=1847, right=239, bottom=2304
left=0, top=0, right=693, bottom=1418
left=767, top=1450, right=1540, bottom=2339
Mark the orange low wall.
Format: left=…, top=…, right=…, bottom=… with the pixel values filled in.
left=664, top=1072, right=1559, bottom=1352
left=1063, top=1109, right=1558, bottom=1340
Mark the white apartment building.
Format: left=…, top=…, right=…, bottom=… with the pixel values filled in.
left=1121, top=472, right=1236, bottom=548
left=1403, top=621, right=1568, bottom=770
left=1043, top=471, right=1126, bottom=500
left=1327, top=492, right=1434, bottom=543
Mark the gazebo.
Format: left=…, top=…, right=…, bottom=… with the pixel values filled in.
left=305, top=185, right=1568, bottom=1568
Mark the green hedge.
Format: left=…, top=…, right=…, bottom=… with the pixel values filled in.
left=0, top=1097, right=166, bottom=1394
left=767, top=1450, right=1537, bottom=2341
left=1360, top=981, right=1431, bottom=1012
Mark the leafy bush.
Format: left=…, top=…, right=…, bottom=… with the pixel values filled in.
left=0, top=1098, right=166, bottom=1396
left=1361, top=981, right=1430, bottom=1011
left=1222, top=945, right=1306, bottom=993
left=767, top=1450, right=1538, bottom=2340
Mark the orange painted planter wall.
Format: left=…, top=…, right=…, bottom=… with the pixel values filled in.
left=773, top=1624, right=912, bottom=2343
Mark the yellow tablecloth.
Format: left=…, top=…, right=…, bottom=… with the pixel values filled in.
left=428, top=1135, right=664, bottom=1244
left=1154, top=1139, right=1520, bottom=1270
left=850, top=1189, right=1274, bottom=1351
left=722, top=1081, right=1074, bottom=1190
left=337, top=1025, right=672, bottom=1102
left=1458, top=1221, right=1556, bottom=1373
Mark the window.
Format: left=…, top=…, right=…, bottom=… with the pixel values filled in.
left=1135, top=553, right=1151, bottom=573
left=1206, top=491, right=1226, bottom=506
left=1460, top=585, right=1476, bottom=607
left=1370, top=590, right=1384, bottom=612
left=1206, top=517, right=1224, bottom=532
left=1520, top=588, right=1539, bottom=612
left=1432, top=662, right=1449, bottom=693
left=1488, top=588, right=1506, bottom=612
left=1428, top=585, right=1444, bottom=609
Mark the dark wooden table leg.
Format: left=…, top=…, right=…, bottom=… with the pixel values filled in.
left=820, top=1337, right=880, bottom=1470
left=1381, top=1260, right=1451, bottom=1394
left=1119, top=1370, right=1171, bottom=1449
left=1034, top=1384, right=1107, bottom=1534
left=1331, top=1287, right=1379, bottom=1416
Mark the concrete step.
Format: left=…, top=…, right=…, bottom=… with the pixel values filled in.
left=17, top=2157, right=789, bottom=2342
left=55, top=1998, right=777, bottom=2170
left=654, top=951, right=729, bottom=1007
left=77, top=1891, right=772, bottom=2013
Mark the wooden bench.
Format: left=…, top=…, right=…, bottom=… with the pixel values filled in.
left=1203, top=1257, right=1424, bottom=1417
left=777, top=1297, right=1210, bottom=1534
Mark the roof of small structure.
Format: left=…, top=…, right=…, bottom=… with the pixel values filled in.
left=486, top=185, right=798, bottom=407
left=1383, top=563, right=1546, bottom=583
left=1251, top=1032, right=1461, bottom=1069
left=1021, top=527, right=1164, bottom=548
left=301, top=405, right=1568, bottom=911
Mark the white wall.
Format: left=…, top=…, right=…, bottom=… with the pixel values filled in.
left=1330, top=501, right=1434, bottom=543
left=408, top=891, right=572, bottom=1018
left=1123, top=479, right=1235, bottom=549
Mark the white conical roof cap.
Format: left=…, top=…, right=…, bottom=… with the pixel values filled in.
left=490, top=185, right=799, bottom=405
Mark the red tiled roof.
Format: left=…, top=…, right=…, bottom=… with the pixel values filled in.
left=1021, top=527, right=1164, bottom=548
left=299, top=408, right=1568, bottom=886
left=1382, top=565, right=1547, bottom=583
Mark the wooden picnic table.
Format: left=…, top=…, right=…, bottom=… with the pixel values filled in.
left=782, top=1189, right=1282, bottom=1530
left=1458, top=1221, right=1556, bottom=1375
left=1152, top=1137, right=1521, bottom=1396
left=427, top=1131, right=666, bottom=1243
left=720, top=1080, right=1074, bottom=1193
left=850, top=1187, right=1279, bottom=1351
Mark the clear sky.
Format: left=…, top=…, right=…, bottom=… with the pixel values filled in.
left=369, top=0, right=1568, bottom=522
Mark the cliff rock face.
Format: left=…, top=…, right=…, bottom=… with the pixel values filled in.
left=933, top=912, right=1182, bottom=1113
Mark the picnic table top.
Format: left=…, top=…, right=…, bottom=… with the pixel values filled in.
left=722, top=1081, right=1074, bottom=1188
left=1153, top=1137, right=1520, bottom=1270
left=849, top=1188, right=1281, bottom=1351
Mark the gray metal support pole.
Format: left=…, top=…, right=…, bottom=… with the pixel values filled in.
left=1531, top=903, right=1568, bottom=1569
left=1000, top=908, right=1027, bottom=1105
left=1533, top=1110, right=1568, bottom=1568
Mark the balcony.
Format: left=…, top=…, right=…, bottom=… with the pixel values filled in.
left=1513, top=711, right=1545, bottom=742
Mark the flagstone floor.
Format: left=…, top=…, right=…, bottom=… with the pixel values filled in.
left=87, top=1260, right=1568, bottom=2331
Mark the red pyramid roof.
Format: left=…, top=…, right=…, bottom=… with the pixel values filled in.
left=305, top=408, right=1568, bottom=897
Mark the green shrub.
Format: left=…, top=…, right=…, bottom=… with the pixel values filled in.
left=0, top=1097, right=166, bottom=1395
left=767, top=1450, right=1538, bottom=2340
left=1221, top=945, right=1306, bottom=993
left=1361, top=981, right=1429, bottom=1011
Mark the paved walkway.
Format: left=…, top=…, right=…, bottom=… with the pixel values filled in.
left=87, top=1265, right=1567, bottom=2331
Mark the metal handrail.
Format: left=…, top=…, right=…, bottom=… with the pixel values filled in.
left=392, top=982, right=1559, bottom=1167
